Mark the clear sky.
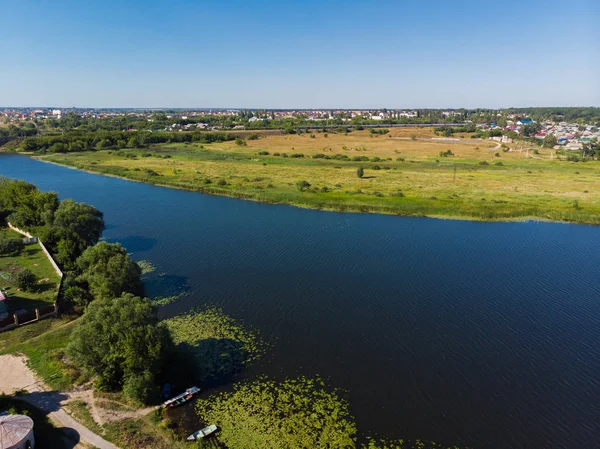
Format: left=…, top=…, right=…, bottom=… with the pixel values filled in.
left=1, top=0, right=598, bottom=108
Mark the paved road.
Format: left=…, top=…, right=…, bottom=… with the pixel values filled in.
left=22, top=392, right=119, bottom=449
left=0, top=355, right=118, bottom=449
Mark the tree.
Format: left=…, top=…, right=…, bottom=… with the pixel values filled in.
left=543, top=135, right=557, bottom=148
left=0, top=238, right=24, bottom=256
left=67, top=294, right=171, bottom=400
left=357, top=166, right=364, bottom=178
left=76, top=242, right=143, bottom=300
left=50, top=199, right=104, bottom=267
left=15, top=269, right=37, bottom=291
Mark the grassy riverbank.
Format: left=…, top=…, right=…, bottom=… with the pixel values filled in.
left=36, top=128, right=600, bottom=224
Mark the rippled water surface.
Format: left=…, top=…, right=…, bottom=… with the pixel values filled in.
left=2, top=154, right=599, bottom=448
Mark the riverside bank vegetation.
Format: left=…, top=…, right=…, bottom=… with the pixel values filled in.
left=11, top=126, right=600, bottom=224
left=0, top=178, right=465, bottom=448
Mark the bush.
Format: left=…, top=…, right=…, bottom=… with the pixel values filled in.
left=235, top=137, right=247, bottom=146
left=396, top=157, right=405, bottom=162
left=257, top=151, right=269, bottom=155
left=16, top=269, right=37, bottom=291
left=0, top=237, right=24, bottom=256
left=439, top=149, right=453, bottom=157
left=479, top=161, right=489, bottom=165
left=372, top=165, right=381, bottom=170
left=312, top=154, right=325, bottom=159
left=247, top=133, right=259, bottom=140
left=296, top=180, right=311, bottom=191
left=290, top=153, right=304, bottom=158
left=357, top=166, right=364, bottom=178
left=218, top=179, right=228, bottom=186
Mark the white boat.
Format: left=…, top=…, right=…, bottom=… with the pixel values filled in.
left=187, top=424, right=218, bottom=440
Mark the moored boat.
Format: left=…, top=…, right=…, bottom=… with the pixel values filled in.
left=162, top=386, right=200, bottom=408
left=187, top=424, right=218, bottom=440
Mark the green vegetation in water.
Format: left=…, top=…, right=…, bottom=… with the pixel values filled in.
left=165, top=307, right=265, bottom=384
left=152, top=291, right=187, bottom=306
left=195, top=376, right=356, bottom=449
left=137, top=259, right=157, bottom=275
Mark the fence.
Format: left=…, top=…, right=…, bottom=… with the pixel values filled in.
left=0, top=222, right=63, bottom=333
left=6, top=222, right=63, bottom=278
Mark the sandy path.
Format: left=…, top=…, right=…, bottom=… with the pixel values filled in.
left=0, top=354, right=43, bottom=394
left=0, top=354, right=119, bottom=449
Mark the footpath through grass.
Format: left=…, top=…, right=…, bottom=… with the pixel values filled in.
left=39, top=129, right=600, bottom=224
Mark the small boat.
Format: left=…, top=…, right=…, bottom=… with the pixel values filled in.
left=162, top=386, right=200, bottom=408
left=162, top=383, right=172, bottom=399
left=187, top=424, right=218, bottom=440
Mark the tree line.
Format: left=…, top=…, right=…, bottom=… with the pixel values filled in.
left=0, top=177, right=166, bottom=403
left=19, top=130, right=236, bottom=153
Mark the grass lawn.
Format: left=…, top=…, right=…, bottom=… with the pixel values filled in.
left=0, top=318, right=83, bottom=390
left=0, top=227, right=61, bottom=313
left=38, top=128, right=600, bottom=224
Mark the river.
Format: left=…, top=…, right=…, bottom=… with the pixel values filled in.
left=1, top=153, right=599, bottom=448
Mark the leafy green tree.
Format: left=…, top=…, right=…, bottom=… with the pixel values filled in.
left=15, top=269, right=37, bottom=291
left=67, top=294, right=171, bottom=400
left=0, top=238, right=24, bottom=256
left=76, top=242, right=143, bottom=300
left=357, top=166, right=364, bottom=178
left=49, top=200, right=104, bottom=267
left=543, top=135, right=558, bottom=148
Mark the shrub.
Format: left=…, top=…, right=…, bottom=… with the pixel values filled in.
left=312, top=154, right=325, bottom=159
left=0, top=238, right=24, bottom=256
left=495, top=152, right=500, bottom=157
left=372, top=165, right=381, bottom=170
left=391, top=189, right=405, bottom=197
left=257, top=151, right=269, bottom=155
left=495, top=161, right=504, bottom=166
left=273, top=152, right=280, bottom=156
left=371, top=157, right=381, bottom=162
left=235, top=137, right=247, bottom=146
left=296, top=180, right=311, bottom=191
left=16, top=269, right=37, bottom=291
left=396, top=157, right=405, bottom=162
left=218, top=179, right=228, bottom=186
left=290, top=153, right=304, bottom=158
left=479, top=161, right=489, bottom=165
left=310, top=134, right=316, bottom=139
left=247, top=133, right=259, bottom=140
left=439, top=149, right=453, bottom=157
left=357, top=166, right=364, bottom=178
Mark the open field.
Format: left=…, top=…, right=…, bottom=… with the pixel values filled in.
left=0, top=227, right=61, bottom=311
left=38, top=128, right=600, bottom=224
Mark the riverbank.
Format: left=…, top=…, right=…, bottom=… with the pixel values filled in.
left=32, top=128, right=600, bottom=224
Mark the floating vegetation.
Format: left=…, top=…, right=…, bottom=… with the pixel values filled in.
left=195, top=376, right=356, bottom=449
left=164, top=307, right=266, bottom=384
left=152, top=292, right=187, bottom=306
left=136, top=259, right=156, bottom=275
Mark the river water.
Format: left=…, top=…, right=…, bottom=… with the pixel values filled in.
left=1, top=154, right=599, bottom=448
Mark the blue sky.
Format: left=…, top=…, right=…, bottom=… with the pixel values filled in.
left=1, top=0, right=598, bottom=108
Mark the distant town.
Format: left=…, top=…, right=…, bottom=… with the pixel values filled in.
left=1, top=107, right=598, bottom=150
